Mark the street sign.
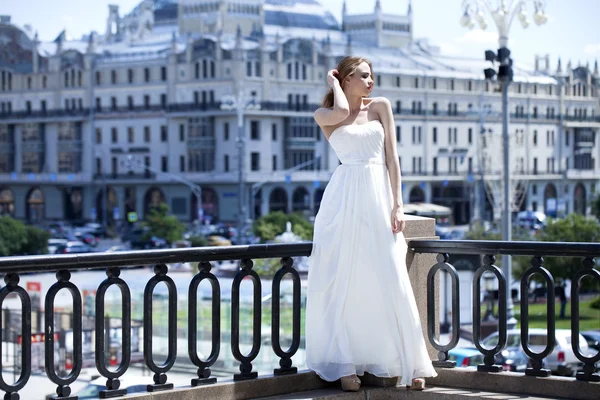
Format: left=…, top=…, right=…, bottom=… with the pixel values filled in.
left=285, top=175, right=291, bottom=184
left=443, top=180, right=449, bottom=187
left=313, top=180, right=320, bottom=189
left=127, top=211, right=138, bottom=223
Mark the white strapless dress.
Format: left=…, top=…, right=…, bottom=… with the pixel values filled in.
left=305, top=120, right=437, bottom=385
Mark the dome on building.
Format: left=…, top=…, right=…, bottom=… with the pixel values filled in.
left=126, top=0, right=178, bottom=25
left=126, top=0, right=340, bottom=31
left=264, top=0, right=340, bottom=30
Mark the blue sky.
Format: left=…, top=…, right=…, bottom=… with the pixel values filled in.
left=4, top=0, right=599, bottom=70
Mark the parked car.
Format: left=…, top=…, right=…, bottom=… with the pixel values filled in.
left=125, top=227, right=167, bottom=250
left=54, top=241, right=94, bottom=254
left=83, top=222, right=106, bottom=238
left=448, top=347, right=484, bottom=368
left=47, top=238, right=68, bottom=254
left=74, top=231, right=99, bottom=247
left=482, top=328, right=590, bottom=376
left=74, top=376, right=149, bottom=399
left=206, top=235, right=232, bottom=246
left=581, top=331, right=600, bottom=352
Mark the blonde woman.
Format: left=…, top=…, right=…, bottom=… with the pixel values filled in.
left=305, top=56, right=437, bottom=392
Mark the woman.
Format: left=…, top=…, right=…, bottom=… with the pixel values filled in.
left=305, top=56, right=437, bottom=392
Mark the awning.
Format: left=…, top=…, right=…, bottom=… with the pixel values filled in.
left=403, top=202, right=452, bottom=217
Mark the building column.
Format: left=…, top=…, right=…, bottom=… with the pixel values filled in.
left=14, top=125, right=22, bottom=173
left=424, top=182, right=433, bottom=203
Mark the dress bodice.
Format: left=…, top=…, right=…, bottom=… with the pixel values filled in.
left=328, top=120, right=386, bottom=165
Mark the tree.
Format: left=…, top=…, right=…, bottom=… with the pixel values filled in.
left=0, top=216, right=27, bottom=256
left=0, top=216, right=50, bottom=256
left=141, top=203, right=186, bottom=244
left=253, top=211, right=314, bottom=242
left=533, top=214, right=600, bottom=282
left=591, top=194, right=600, bottom=221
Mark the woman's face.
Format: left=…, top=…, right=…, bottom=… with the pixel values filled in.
left=343, top=61, right=374, bottom=97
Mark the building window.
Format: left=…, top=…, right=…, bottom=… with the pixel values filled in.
left=246, top=61, right=252, bottom=77
left=433, top=127, right=437, bottom=144
left=250, top=121, right=260, bottom=140
left=450, top=79, right=455, bottom=90
left=533, top=130, right=537, bottom=146
left=179, top=124, right=185, bottom=141
left=272, top=155, right=277, bottom=171
left=144, top=67, right=150, bottom=82
left=468, top=128, right=472, bottom=144
left=432, top=78, right=437, bottom=89
left=414, top=77, right=419, bottom=88
left=271, top=123, right=277, bottom=141
left=111, top=97, right=117, bottom=110
left=224, top=122, right=229, bottom=140
left=42, top=75, right=47, bottom=88
left=128, top=69, right=134, bottom=83
left=111, top=127, right=118, bottom=143
left=396, top=126, right=401, bottom=142
left=180, top=155, right=185, bottom=172
left=95, top=128, right=102, bottom=144
left=160, top=125, right=167, bottom=142
left=161, top=156, right=168, bottom=172
left=144, top=95, right=150, bottom=109
left=111, top=70, right=117, bottom=84
left=127, top=96, right=134, bottom=110
left=144, top=126, right=151, bottom=142
left=224, top=155, right=229, bottom=172
left=128, top=127, right=134, bottom=143
left=96, top=97, right=102, bottom=111
left=433, top=157, right=437, bottom=175
left=377, top=75, right=381, bottom=87
left=160, top=94, right=167, bottom=108
left=96, top=158, right=102, bottom=175
left=251, top=152, right=260, bottom=171
left=161, top=66, right=167, bottom=81
left=396, top=76, right=401, bottom=87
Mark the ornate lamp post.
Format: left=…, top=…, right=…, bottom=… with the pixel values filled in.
left=220, top=92, right=261, bottom=243
left=460, top=0, right=548, bottom=329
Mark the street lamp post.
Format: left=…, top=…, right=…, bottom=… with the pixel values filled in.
left=460, top=0, right=548, bottom=329
left=220, top=92, right=261, bottom=243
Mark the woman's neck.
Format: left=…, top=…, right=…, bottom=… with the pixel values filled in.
left=347, top=95, right=363, bottom=114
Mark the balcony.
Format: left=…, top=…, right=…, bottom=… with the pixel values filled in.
left=93, top=172, right=156, bottom=180
left=0, top=217, right=597, bottom=399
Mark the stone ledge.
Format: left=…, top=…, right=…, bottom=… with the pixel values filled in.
left=428, top=367, right=600, bottom=400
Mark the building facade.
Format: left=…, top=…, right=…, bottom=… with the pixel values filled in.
left=0, top=0, right=598, bottom=227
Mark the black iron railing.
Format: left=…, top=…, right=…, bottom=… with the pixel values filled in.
left=0, top=244, right=310, bottom=399
left=412, top=239, right=600, bottom=382
left=0, top=239, right=598, bottom=399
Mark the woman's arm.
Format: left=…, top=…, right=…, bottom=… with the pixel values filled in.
left=314, top=70, right=350, bottom=130
left=375, top=97, right=405, bottom=233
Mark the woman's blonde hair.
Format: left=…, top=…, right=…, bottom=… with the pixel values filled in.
left=322, top=56, right=374, bottom=108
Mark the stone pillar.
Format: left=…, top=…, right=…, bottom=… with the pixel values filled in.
left=403, top=215, right=439, bottom=360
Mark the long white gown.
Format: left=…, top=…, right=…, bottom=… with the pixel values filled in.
left=305, top=119, right=437, bottom=385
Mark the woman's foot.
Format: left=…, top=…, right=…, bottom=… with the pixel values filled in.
left=340, top=374, right=361, bottom=392
left=408, top=378, right=426, bottom=391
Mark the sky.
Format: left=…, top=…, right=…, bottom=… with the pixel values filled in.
left=3, top=0, right=599, bottom=70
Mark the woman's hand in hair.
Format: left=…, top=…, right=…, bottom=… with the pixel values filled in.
left=327, top=69, right=339, bottom=89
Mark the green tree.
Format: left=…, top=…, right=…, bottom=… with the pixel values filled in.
left=0, top=216, right=27, bottom=256
left=591, top=194, right=600, bottom=221
left=19, top=225, right=51, bottom=255
left=533, top=214, right=600, bottom=281
left=253, top=211, right=314, bottom=242
left=141, top=203, right=186, bottom=244
left=0, top=216, right=50, bottom=256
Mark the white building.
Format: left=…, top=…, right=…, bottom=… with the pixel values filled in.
left=0, top=0, right=598, bottom=226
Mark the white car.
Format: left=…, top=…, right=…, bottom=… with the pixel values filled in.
left=47, top=238, right=68, bottom=254
left=482, top=328, right=590, bottom=376
left=75, top=376, right=151, bottom=399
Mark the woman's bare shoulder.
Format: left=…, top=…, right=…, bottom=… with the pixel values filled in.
left=366, top=96, right=391, bottom=107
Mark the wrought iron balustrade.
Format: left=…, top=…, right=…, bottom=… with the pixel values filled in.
left=0, top=243, right=310, bottom=399
left=411, top=239, right=600, bottom=382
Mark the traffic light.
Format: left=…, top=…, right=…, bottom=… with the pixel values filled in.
left=483, top=47, right=513, bottom=83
